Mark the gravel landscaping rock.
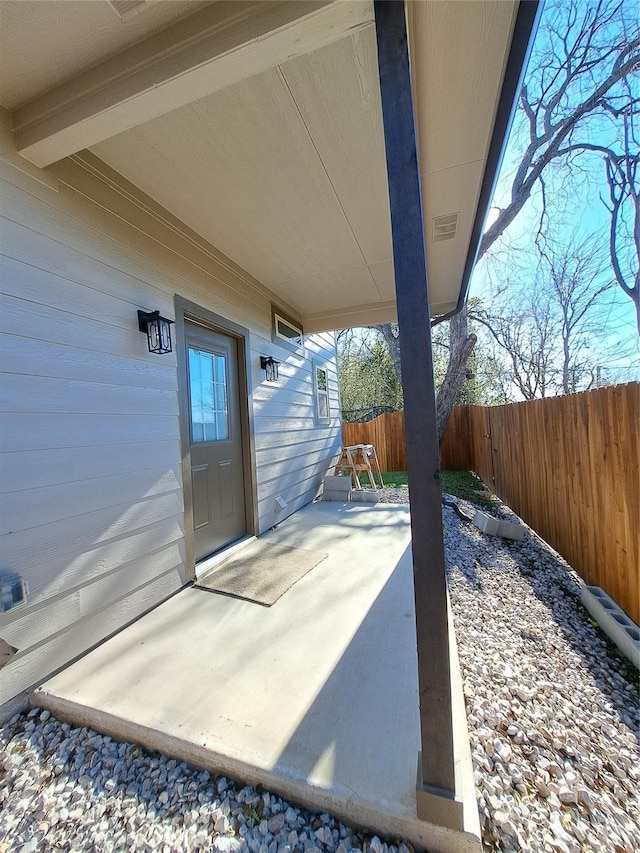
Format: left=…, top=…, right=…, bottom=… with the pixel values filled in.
left=381, top=486, right=640, bottom=852
left=2, top=490, right=638, bottom=852
left=377, top=487, right=411, bottom=505
left=0, top=710, right=407, bottom=853
left=446, top=512, right=640, bottom=853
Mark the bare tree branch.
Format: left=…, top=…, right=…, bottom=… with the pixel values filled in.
left=369, top=0, right=639, bottom=439
left=601, top=90, right=640, bottom=333
left=480, top=5, right=640, bottom=260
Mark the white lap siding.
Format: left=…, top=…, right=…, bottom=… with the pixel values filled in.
left=0, top=151, right=341, bottom=706
left=253, top=333, right=342, bottom=528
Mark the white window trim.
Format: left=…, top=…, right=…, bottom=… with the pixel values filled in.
left=273, top=310, right=303, bottom=351
left=314, top=361, right=330, bottom=424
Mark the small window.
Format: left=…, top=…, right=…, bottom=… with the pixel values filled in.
left=314, top=363, right=330, bottom=424
left=272, top=307, right=303, bottom=351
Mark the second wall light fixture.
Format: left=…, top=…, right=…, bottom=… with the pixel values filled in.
left=260, top=356, right=280, bottom=382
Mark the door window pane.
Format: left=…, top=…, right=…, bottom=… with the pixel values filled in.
left=189, top=348, right=229, bottom=442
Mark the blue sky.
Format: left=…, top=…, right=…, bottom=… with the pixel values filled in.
left=468, top=0, right=639, bottom=390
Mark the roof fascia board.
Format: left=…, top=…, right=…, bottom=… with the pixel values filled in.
left=302, top=300, right=398, bottom=333
left=12, top=0, right=374, bottom=168
left=444, top=0, right=542, bottom=322
left=302, top=294, right=461, bottom=333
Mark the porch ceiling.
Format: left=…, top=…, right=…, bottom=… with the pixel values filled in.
left=0, top=0, right=522, bottom=332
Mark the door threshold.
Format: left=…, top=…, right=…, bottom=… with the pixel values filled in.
left=195, top=535, right=257, bottom=580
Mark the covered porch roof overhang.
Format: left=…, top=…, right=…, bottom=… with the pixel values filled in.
left=0, top=0, right=540, bottom=840
left=0, top=0, right=536, bottom=333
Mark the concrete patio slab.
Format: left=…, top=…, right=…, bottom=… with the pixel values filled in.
left=33, top=502, right=480, bottom=853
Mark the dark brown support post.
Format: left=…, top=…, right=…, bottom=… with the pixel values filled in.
left=373, top=0, right=462, bottom=829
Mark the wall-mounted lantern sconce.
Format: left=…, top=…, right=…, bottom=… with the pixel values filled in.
left=1, top=570, right=29, bottom=613
left=138, top=310, right=174, bottom=354
left=260, top=355, right=280, bottom=382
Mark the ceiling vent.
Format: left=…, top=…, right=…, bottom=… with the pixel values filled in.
left=108, top=1, right=156, bottom=21
left=432, top=212, right=460, bottom=243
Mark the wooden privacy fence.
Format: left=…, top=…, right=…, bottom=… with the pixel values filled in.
left=441, top=384, right=639, bottom=624
left=343, top=384, right=639, bottom=624
left=342, top=411, right=407, bottom=473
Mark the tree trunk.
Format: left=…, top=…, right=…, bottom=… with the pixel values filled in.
left=376, top=323, right=403, bottom=384
left=436, top=307, right=477, bottom=443
left=376, top=313, right=476, bottom=443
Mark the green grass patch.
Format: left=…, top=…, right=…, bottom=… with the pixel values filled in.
left=370, top=469, right=499, bottom=508
left=378, top=470, right=408, bottom=488
left=440, top=470, right=499, bottom=508
left=352, top=470, right=392, bottom=488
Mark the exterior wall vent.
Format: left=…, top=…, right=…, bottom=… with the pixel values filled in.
left=432, top=212, right=460, bottom=243
left=108, top=1, right=155, bottom=20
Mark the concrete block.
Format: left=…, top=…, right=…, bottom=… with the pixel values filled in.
left=474, top=512, right=525, bottom=540
left=473, top=511, right=501, bottom=536
left=497, top=520, right=525, bottom=541
left=350, top=489, right=380, bottom=504
left=323, top=475, right=352, bottom=493
left=580, top=585, right=639, bottom=669
left=323, top=489, right=351, bottom=502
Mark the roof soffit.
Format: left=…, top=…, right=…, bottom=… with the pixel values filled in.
left=9, top=1, right=374, bottom=168
left=0, top=1, right=530, bottom=332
